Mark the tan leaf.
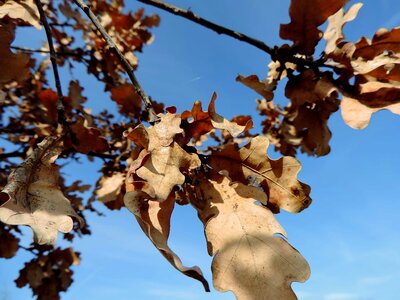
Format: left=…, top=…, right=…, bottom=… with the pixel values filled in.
left=181, top=100, right=214, bottom=141
left=341, top=92, right=400, bottom=130
left=207, top=136, right=311, bottom=213
left=136, top=142, right=200, bottom=201
left=96, top=173, right=125, bottom=209
left=194, top=175, right=310, bottom=299
left=324, top=3, right=363, bottom=54
left=280, top=0, right=349, bottom=55
left=0, top=22, right=31, bottom=84
left=236, top=74, right=274, bottom=101
left=0, top=0, right=41, bottom=29
left=70, top=115, right=109, bottom=154
left=0, top=137, right=83, bottom=244
left=124, top=188, right=209, bottom=291
left=208, top=92, right=253, bottom=137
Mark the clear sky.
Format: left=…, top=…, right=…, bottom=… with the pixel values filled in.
left=1, top=1, right=400, bottom=300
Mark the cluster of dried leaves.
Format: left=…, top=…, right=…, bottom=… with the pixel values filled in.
left=238, top=0, right=400, bottom=156
left=1, top=0, right=399, bottom=299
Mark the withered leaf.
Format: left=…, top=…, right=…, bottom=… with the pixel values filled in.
left=96, top=172, right=125, bottom=210
left=236, top=74, right=274, bottom=101
left=208, top=136, right=311, bottom=213
left=110, top=83, right=142, bottom=116
left=0, top=0, right=41, bottom=29
left=70, top=115, right=109, bottom=154
left=124, top=187, right=210, bottom=291
left=0, top=224, right=19, bottom=259
left=136, top=142, right=200, bottom=201
left=208, top=92, right=253, bottom=137
left=0, top=137, right=83, bottom=244
left=280, top=0, right=349, bottom=55
left=324, top=3, right=363, bottom=54
left=0, top=22, right=31, bottom=85
left=354, top=27, right=400, bottom=60
left=341, top=93, right=400, bottom=129
left=194, top=175, right=310, bottom=299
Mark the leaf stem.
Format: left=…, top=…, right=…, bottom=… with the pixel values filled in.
left=35, top=0, right=68, bottom=128
left=72, top=0, right=158, bottom=122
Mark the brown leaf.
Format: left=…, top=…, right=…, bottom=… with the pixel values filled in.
left=110, top=83, right=142, bottom=116
left=284, top=70, right=339, bottom=156
left=68, top=80, right=87, bottom=109
left=96, top=172, right=126, bottom=209
left=236, top=74, right=274, bottom=101
left=0, top=22, right=31, bottom=85
left=208, top=92, right=253, bottom=137
left=0, top=137, right=83, bottom=244
left=323, top=3, right=363, bottom=54
left=136, top=142, right=200, bottom=201
left=280, top=0, right=349, bottom=55
left=124, top=187, right=210, bottom=291
left=0, top=224, right=19, bottom=258
left=16, top=247, right=80, bottom=299
left=354, top=27, right=400, bottom=60
left=70, top=116, right=109, bottom=154
left=125, top=113, right=200, bottom=201
left=0, top=0, right=41, bottom=29
left=193, top=174, right=310, bottom=299
left=207, top=136, right=311, bottom=213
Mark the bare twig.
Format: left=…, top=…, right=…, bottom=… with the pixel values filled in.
left=138, top=0, right=274, bottom=56
left=35, top=0, right=68, bottom=127
left=0, top=151, right=25, bottom=159
left=72, top=0, right=158, bottom=122
left=10, top=46, right=91, bottom=58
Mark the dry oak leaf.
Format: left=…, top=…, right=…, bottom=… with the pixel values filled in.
left=280, top=0, right=349, bottom=55
left=136, top=142, right=200, bottom=201
left=0, top=0, right=40, bottom=29
left=236, top=74, right=275, bottom=101
left=70, top=115, right=109, bottom=154
left=96, top=172, right=125, bottom=209
left=208, top=92, right=253, bottom=137
left=354, top=27, right=400, bottom=60
left=125, top=113, right=199, bottom=201
left=0, top=137, right=83, bottom=244
left=0, top=224, right=19, bottom=259
left=124, top=187, right=210, bottom=291
left=194, top=175, right=310, bottom=300
left=0, top=22, right=30, bottom=84
left=323, top=2, right=363, bottom=54
left=110, top=83, right=142, bottom=116
left=207, top=136, right=311, bottom=213
left=341, top=87, right=400, bottom=130
left=181, top=100, right=214, bottom=141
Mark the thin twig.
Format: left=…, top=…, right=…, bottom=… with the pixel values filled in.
left=138, top=0, right=274, bottom=56
left=35, top=0, right=68, bottom=127
left=0, top=151, right=25, bottom=159
left=72, top=0, right=158, bottom=122
left=10, top=46, right=91, bottom=57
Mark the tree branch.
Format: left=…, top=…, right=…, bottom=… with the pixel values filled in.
left=72, top=0, right=158, bottom=122
left=35, top=0, right=68, bottom=128
left=10, top=46, right=91, bottom=58
left=0, top=151, right=25, bottom=159
left=138, top=0, right=274, bottom=56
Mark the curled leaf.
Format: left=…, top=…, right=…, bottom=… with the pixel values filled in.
left=124, top=185, right=209, bottom=291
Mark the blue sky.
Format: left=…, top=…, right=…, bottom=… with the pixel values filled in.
left=1, top=1, right=400, bottom=300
